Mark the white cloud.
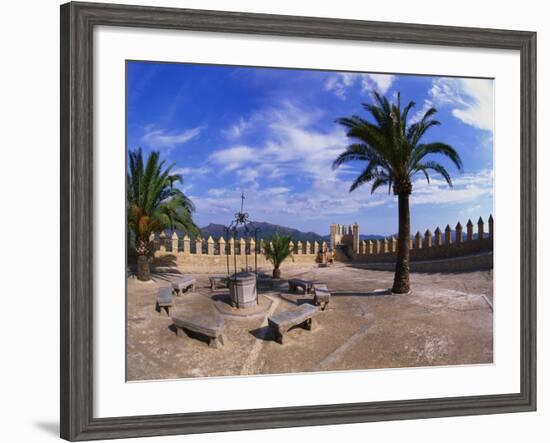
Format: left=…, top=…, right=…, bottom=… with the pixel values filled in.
left=141, top=125, right=204, bottom=149
left=199, top=101, right=492, bottom=226
left=209, top=102, right=348, bottom=182
left=208, top=146, right=257, bottom=172
left=410, top=169, right=493, bottom=206
left=428, top=78, right=494, bottom=132
left=172, top=166, right=210, bottom=177
left=325, top=73, right=396, bottom=99
left=194, top=168, right=493, bottom=227
left=409, top=100, right=434, bottom=124
left=360, top=74, right=396, bottom=95
left=236, top=168, right=259, bottom=185
left=324, top=73, right=357, bottom=99
left=222, top=118, right=251, bottom=139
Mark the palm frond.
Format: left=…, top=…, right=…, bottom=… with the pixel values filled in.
left=334, top=91, right=462, bottom=197
left=127, top=148, right=198, bottom=249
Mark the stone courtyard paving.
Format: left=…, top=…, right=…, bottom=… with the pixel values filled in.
left=127, top=264, right=493, bottom=381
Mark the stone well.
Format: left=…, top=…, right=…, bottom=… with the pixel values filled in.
left=228, top=272, right=257, bottom=308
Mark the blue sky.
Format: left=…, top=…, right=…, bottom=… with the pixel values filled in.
left=127, top=61, right=494, bottom=236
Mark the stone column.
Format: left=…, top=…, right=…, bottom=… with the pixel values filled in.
left=424, top=229, right=432, bottom=248
left=455, top=222, right=463, bottom=244
left=195, top=237, right=203, bottom=255
left=466, top=219, right=474, bottom=241
left=434, top=227, right=442, bottom=246
left=329, top=224, right=337, bottom=251
left=296, top=241, right=303, bottom=255
left=390, top=236, right=397, bottom=253
left=374, top=240, right=381, bottom=254
left=171, top=232, right=179, bottom=253
left=313, top=241, right=319, bottom=255
left=159, top=231, right=166, bottom=253
left=352, top=223, right=360, bottom=253
left=305, top=241, right=311, bottom=255
left=361, top=240, right=367, bottom=255
left=289, top=240, right=295, bottom=254
left=207, top=236, right=214, bottom=255
left=249, top=238, right=256, bottom=255
left=445, top=225, right=452, bottom=245
left=183, top=234, right=190, bottom=255
left=228, top=237, right=235, bottom=256
left=477, top=217, right=484, bottom=240
left=367, top=240, right=374, bottom=255
left=414, top=231, right=423, bottom=249
left=321, top=241, right=327, bottom=253
left=219, top=237, right=226, bottom=255
left=383, top=238, right=389, bottom=253
left=239, top=238, right=246, bottom=255
left=488, top=215, right=494, bottom=239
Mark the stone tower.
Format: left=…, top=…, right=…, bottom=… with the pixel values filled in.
left=330, top=224, right=342, bottom=251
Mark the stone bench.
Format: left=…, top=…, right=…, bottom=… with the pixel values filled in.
left=288, top=278, right=314, bottom=294
left=209, top=275, right=228, bottom=289
left=156, top=286, right=174, bottom=316
left=172, top=313, right=225, bottom=348
left=313, top=284, right=331, bottom=311
left=268, top=304, right=319, bottom=344
left=172, top=277, right=196, bottom=296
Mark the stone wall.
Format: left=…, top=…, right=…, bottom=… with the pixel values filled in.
left=352, top=215, right=494, bottom=265
left=148, top=215, right=494, bottom=273
left=151, top=234, right=324, bottom=273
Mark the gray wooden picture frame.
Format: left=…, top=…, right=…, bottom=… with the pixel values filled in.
left=60, top=1, right=537, bottom=441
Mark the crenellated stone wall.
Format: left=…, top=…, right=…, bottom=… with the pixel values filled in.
left=151, top=233, right=326, bottom=272
left=352, top=215, right=494, bottom=264
left=148, top=215, right=493, bottom=273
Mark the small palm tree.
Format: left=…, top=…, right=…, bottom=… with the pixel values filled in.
left=333, top=92, right=463, bottom=293
left=127, top=148, right=199, bottom=281
left=263, top=232, right=294, bottom=279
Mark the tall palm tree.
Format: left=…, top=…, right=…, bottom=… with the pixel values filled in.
left=127, top=148, right=199, bottom=281
left=263, top=232, right=294, bottom=279
left=333, top=92, right=463, bottom=293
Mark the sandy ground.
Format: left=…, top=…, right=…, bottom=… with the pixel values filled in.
left=127, top=264, right=493, bottom=381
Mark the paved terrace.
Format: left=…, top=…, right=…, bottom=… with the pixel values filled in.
left=127, top=264, right=493, bottom=381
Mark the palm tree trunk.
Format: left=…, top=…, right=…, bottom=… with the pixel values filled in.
left=273, top=266, right=281, bottom=279
left=392, top=193, right=411, bottom=293
left=137, top=255, right=151, bottom=281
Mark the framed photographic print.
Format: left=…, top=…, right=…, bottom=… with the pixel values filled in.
left=60, top=1, right=536, bottom=441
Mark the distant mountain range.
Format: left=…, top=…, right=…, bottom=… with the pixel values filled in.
left=197, top=222, right=388, bottom=243
left=199, top=222, right=327, bottom=243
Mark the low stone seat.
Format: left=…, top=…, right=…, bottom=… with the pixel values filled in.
left=209, top=275, right=228, bottom=289
left=172, top=313, right=225, bottom=348
left=172, top=277, right=196, bottom=295
left=288, top=278, right=314, bottom=294
left=268, top=304, right=319, bottom=344
left=156, top=286, right=174, bottom=316
left=313, top=284, right=331, bottom=311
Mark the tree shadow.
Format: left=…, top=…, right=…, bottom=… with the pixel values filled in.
left=152, top=254, right=178, bottom=268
